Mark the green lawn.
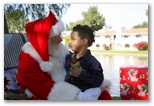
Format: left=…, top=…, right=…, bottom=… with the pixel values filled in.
left=112, top=97, right=121, bottom=100
left=91, top=50, right=148, bottom=54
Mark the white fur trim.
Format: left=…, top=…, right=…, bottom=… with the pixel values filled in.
left=40, top=61, right=53, bottom=72
left=49, top=19, right=65, bottom=38
left=47, top=57, right=66, bottom=82
left=25, top=89, right=34, bottom=98
left=47, top=81, right=81, bottom=100
left=100, top=79, right=111, bottom=92
left=22, top=42, right=42, bottom=63
left=39, top=57, right=66, bottom=82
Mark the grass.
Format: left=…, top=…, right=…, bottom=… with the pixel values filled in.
left=91, top=50, right=148, bottom=55
left=112, top=97, right=121, bottom=100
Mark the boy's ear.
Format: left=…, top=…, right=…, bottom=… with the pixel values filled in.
left=83, top=38, right=88, bottom=46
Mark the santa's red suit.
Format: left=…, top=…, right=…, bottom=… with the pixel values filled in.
left=16, top=11, right=112, bottom=100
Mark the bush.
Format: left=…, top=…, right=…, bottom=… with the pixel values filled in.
left=136, top=41, right=148, bottom=51
left=103, top=44, right=109, bottom=50
left=64, top=35, right=71, bottom=48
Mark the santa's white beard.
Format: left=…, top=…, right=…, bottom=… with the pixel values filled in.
left=45, top=41, right=69, bottom=82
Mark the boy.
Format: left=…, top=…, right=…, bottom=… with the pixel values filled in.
left=65, top=24, right=104, bottom=100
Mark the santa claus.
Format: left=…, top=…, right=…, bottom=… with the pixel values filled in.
left=16, top=11, right=111, bottom=100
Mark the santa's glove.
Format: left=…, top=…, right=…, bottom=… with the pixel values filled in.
left=100, top=79, right=111, bottom=92
left=40, top=61, right=53, bottom=72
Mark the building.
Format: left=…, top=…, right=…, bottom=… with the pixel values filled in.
left=90, top=27, right=148, bottom=50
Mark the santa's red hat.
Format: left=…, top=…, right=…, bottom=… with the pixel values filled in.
left=26, top=11, right=65, bottom=61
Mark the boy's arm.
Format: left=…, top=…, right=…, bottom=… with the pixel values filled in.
left=78, top=61, right=104, bottom=87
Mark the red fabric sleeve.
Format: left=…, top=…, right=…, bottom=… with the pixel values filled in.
left=16, top=52, right=55, bottom=100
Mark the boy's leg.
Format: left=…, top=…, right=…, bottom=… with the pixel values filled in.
left=76, top=87, right=101, bottom=100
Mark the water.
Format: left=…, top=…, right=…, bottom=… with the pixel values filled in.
left=92, top=53, right=148, bottom=97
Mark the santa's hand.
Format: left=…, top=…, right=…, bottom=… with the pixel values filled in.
left=40, top=61, right=53, bottom=72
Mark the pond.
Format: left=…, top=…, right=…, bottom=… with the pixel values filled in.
left=92, top=52, right=148, bottom=97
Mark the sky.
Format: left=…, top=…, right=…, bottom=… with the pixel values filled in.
left=62, top=4, right=148, bottom=29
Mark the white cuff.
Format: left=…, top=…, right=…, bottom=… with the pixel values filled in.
left=40, top=61, right=53, bottom=72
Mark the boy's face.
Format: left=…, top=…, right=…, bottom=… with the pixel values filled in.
left=70, top=31, right=84, bottom=52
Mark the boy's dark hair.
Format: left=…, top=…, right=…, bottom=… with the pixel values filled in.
left=72, top=24, right=95, bottom=47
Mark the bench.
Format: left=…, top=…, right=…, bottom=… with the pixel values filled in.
left=4, top=34, right=28, bottom=100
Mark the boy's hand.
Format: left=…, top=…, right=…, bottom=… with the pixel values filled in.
left=70, top=66, right=83, bottom=77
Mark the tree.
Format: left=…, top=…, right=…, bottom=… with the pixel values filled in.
left=81, top=6, right=105, bottom=31
left=69, top=21, right=83, bottom=30
left=146, top=9, right=148, bottom=16
left=4, top=14, right=9, bottom=34
left=64, top=35, right=71, bottom=48
left=133, top=9, right=148, bottom=28
left=4, top=4, right=70, bottom=34
left=65, top=23, right=71, bottom=31
left=133, top=21, right=148, bottom=28
left=69, top=6, right=105, bottom=31
left=5, top=8, right=29, bottom=33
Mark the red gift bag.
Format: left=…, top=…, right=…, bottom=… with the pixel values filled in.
left=120, top=66, right=148, bottom=100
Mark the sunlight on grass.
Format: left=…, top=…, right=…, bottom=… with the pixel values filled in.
left=91, top=50, right=148, bottom=54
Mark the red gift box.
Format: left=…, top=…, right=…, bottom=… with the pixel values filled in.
left=120, top=66, right=148, bottom=100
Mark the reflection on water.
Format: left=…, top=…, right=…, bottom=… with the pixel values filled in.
left=92, top=53, right=148, bottom=97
